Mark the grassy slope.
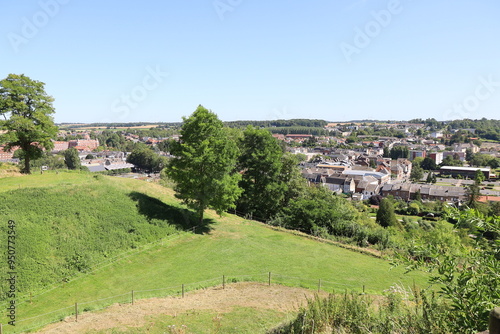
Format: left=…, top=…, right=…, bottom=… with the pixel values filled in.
left=0, top=172, right=184, bottom=298
left=0, top=172, right=427, bottom=332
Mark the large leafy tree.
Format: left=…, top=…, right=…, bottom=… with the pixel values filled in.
left=157, top=139, right=175, bottom=153
left=63, top=148, right=81, bottom=170
left=474, top=169, right=485, bottom=185
left=390, top=146, right=409, bottom=160
left=237, top=126, right=287, bottom=221
left=411, top=207, right=500, bottom=333
left=466, top=183, right=481, bottom=209
left=166, top=106, right=242, bottom=224
left=127, top=146, right=167, bottom=173
left=279, top=186, right=358, bottom=234
left=420, top=157, right=437, bottom=171
left=440, top=155, right=463, bottom=167
left=410, top=165, right=424, bottom=182
left=376, top=198, right=399, bottom=228
left=0, top=74, right=58, bottom=173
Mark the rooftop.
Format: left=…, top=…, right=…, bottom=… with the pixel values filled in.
left=440, top=166, right=491, bottom=172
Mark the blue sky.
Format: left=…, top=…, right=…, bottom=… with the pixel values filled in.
left=1, top=0, right=499, bottom=123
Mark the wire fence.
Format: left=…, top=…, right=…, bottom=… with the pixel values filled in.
left=0, top=271, right=393, bottom=334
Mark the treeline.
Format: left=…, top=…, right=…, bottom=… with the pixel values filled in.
left=266, top=126, right=330, bottom=136
left=448, top=118, right=500, bottom=141
left=352, top=127, right=406, bottom=138
left=382, top=146, right=409, bottom=160
left=408, top=118, right=500, bottom=141
left=126, top=127, right=179, bottom=138
left=61, top=122, right=182, bottom=129
left=224, top=119, right=328, bottom=128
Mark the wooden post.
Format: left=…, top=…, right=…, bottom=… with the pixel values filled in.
left=268, top=272, right=271, bottom=286
left=182, top=284, right=185, bottom=298
left=75, top=303, right=78, bottom=322
left=490, top=307, right=500, bottom=334
left=318, top=279, right=321, bottom=293
left=363, top=285, right=365, bottom=294
left=222, top=275, right=225, bottom=290
left=1, top=323, right=3, bottom=334
left=132, top=290, right=134, bottom=305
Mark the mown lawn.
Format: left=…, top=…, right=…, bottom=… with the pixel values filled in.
left=88, top=307, right=293, bottom=334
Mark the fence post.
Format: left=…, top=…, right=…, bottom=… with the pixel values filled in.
left=132, top=290, right=134, bottom=305
left=182, top=284, right=185, bottom=298
left=223, top=275, right=225, bottom=290
left=363, top=285, right=365, bottom=294
left=75, top=303, right=78, bottom=322
left=318, top=279, right=321, bottom=293
left=490, top=307, right=500, bottom=334
left=1, top=323, right=3, bottom=334
left=268, top=272, right=271, bottom=286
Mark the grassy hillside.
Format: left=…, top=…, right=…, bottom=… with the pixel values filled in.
left=0, top=171, right=427, bottom=332
left=0, top=172, right=188, bottom=298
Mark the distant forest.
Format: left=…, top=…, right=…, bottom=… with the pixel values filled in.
left=59, top=119, right=329, bottom=130
left=59, top=118, right=500, bottom=141
left=409, top=118, right=500, bottom=141
left=224, top=119, right=329, bottom=128
left=60, top=122, right=182, bottom=129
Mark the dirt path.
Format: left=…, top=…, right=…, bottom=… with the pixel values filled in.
left=35, top=283, right=327, bottom=333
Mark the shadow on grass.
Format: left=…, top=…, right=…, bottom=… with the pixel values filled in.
left=128, top=191, right=214, bottom=234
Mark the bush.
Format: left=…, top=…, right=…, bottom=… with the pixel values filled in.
left=96, top=168, right=131, bottom=176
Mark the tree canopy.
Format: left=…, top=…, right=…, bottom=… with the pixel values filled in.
left=166, top=105, right=242, bottom=224
left=0, top=74, right=58, bottom=173
left=63, top=148, right=81, bottom=170
left=126, top=146, right=167, bottom=173
left=420, top=157, right=437, bottom=171
left=236, top=126, right=287, bottom=221
left=376, top=198, right=399, bottom=228
left=390, top=146, right=409, bottom=160
left=410, top=165, right=424, bottom=182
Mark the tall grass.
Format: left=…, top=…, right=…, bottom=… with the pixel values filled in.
left=269, top=286, right=453, bottom=334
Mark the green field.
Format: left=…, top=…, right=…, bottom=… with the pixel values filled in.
left=0, top=172, right=427, bottom=333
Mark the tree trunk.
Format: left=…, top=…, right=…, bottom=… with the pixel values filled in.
left=24, top=154, right=31, bottom=174
left=198, top=205, right=204, bottom=226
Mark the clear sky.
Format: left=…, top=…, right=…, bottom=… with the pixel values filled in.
left=1, top=0, right=499, bottom=123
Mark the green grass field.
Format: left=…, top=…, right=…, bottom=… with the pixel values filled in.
left=0, top=172, right=427, bottom=333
